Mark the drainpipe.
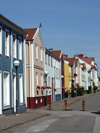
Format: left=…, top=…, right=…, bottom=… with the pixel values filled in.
left=28, top=41, right=31, bottom=108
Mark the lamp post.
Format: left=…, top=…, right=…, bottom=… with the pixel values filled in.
left=14, top=60, right=20, bottom=114
left=45, top=71, right=49, bottom=106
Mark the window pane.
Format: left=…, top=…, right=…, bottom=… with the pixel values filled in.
left=5, top=31, right=9, bottom=56
left=19, top=75, right=23, bottom=104
left=4, top=73, right=10, bottom=106
left=19, top=38, right=22, bottom=60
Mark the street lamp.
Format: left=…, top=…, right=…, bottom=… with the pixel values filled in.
left=45, top=71, right=49, bottom=106
left=14, top=60, right=20, bottom=114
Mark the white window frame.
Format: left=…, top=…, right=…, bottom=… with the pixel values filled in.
left=36, top=72, right=38, bottom=85
left=19, top=37, right=22, bottom=60
left=3, top=72, right=10, bottom=106
left=48, top=77, right=50, bottom=86
left=45, top=53, right=47, bottom=64
left=53, top=59, right=55, bottom=67
left=13, top=34, right=17, bottom=58
left=48, top=55, right=50, bottom=66
left=5, top=29, right=9, bottom=57
left=40, top=47, right=42, bottom=62
left=19, top=74, right=23, bottom=104
left=40, top=73, right=43, bottom=86
left=0, top=26, right=2, bottom=55
left=35, top=44, right=38, bottom=60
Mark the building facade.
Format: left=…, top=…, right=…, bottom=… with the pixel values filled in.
left=0, top=14, right=27, bottom=115
left=25, top=28, right=45, bottom=109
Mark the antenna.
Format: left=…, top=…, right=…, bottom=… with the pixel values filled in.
left=68, top=44, right=69, bottom=57
left=39, top=23, right=42, bottom=28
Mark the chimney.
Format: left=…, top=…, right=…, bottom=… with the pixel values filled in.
left=49, top=48, right=53, bottom=51
left=63, top=54, right=68, bottom=58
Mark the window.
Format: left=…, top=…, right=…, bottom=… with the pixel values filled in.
left=48, top=55, right=50, bottom=65
left=40, top=73, right=43, bottom=86
left=13, top=34, right=17, bottom=58
left=51, top=57, right=53, bottom=67
left=45, top=53, right=47, bottom=64
left=36, top=72, right=38, bottom=85
left=19, top=37, right=22, bottom=60
left=3, top=72, right=10, bottom=106
left=58, top=61, right=59, bottom=69
left=5, top=30, right=9, bottom=56
left=35, top=44, right=38, bottom=60
left=48, top=77, right=50, bottom=86
left=53, top=59, right=55, bottom=67
left=40, top=47, right=42, bottom=62
left=0, top=27, right=2, bottom=54
left=19, top=74, right=23, bottom=104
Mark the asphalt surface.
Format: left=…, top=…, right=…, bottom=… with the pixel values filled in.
left=1, top=92, right=100, bottom=133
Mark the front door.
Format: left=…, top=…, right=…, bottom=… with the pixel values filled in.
left=0, top=72, right=2, bottom=115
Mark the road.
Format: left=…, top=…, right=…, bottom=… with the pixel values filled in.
left=2, top=92, right=100, bottom=133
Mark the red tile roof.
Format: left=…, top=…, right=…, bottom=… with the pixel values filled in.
left=64, top=58, right=73, bottom=65
left=77, top=54, right=83, bottom=59
left=75, top=59, right=78, bottom=65
left=24, top=28, right=37, bottom=41
left=50, top=50, right=61, bottom=58
left=64, top=58, right=78, bottom=65
left=80, top=63, right=85, bottom=67
left=82, top=57, right=94, bottom=63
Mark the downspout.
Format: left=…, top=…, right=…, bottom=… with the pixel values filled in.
left=28, top=41, right=31, bottom=108
left=24, top=33, right=28, bottom=108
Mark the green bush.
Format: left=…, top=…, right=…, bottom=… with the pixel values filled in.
left=93, top=86, right=98, bottom=93
left=88, top=86, right=92, bottom=94
left=77, top=86, right=85, bottom=96
left=65, top=90, right=69, bottom=98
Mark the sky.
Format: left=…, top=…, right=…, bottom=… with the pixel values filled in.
left=0, top=0, right=100, bottom=75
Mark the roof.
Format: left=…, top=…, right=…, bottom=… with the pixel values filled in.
left=82, top=57, right=94, bottom=63
left=64, top=58, right=73, bottom=65
left=0, top=14, right=28, bottom=35
left=64, top=58, right=78, bottom=65
left=50, top=50, right=62, bottom=58
left=45, top=48, right=60, bottom=61
left=75, top=59, right=78, bottom=65
left=24, top=28, right=37, bottom=41
left=80, top=63, right=86, bottom=67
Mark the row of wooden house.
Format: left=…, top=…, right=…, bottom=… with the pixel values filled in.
left=0, top=14, right=98, bottom=115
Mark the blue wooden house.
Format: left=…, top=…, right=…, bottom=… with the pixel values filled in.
left=0, top=14, right=27, bottom=115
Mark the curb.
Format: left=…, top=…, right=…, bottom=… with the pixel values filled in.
left=0, top=113, right=50, bottom=132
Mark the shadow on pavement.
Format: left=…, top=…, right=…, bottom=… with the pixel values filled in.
left=91, top=111, right=100, bottom=115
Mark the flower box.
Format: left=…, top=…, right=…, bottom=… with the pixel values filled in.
left=36, top=85, right=40, bottom=90
left=41, top=86, right=46, bottom=90
left=47, top=86, right=51, bottom=89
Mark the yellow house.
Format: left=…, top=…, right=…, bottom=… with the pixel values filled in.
left=64, top=60, right=72, bottom=93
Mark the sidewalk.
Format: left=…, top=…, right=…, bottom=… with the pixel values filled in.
left=0, top=112, right=48, bottom=132
left=35, top=91, right=100, bottom=111
left=0, top=92, right=100, bottom=132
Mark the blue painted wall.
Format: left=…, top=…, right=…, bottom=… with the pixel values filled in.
left=0, top=21, right=25, bottom=114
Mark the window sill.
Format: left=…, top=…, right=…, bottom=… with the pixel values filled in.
left=5, top=55, right=9, bottom=58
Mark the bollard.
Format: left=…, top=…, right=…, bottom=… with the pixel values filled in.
left=65, top=100, right=68, bottom=110
left=82, top=100, right=85, bottom=111
left=49, top=100, right=52, bottom=110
